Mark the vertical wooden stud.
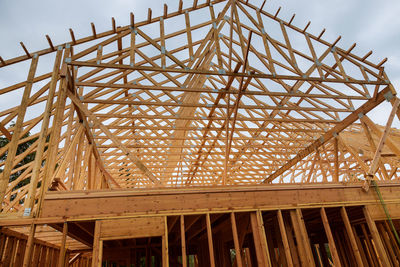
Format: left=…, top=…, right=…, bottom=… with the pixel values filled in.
left=277, top=210, right=293, bottom=266
left=340, top=207, right=364, bottom=266
left=180, top=215, right=187, bottom=267
left=250, top=212, right=266, bottom=266
left=24, top=47, right=63, bottom=213
left=320, top=207, right=342, bottom=267
left=0, top=55, right=38, bottom=204
left=231, top=212, right=243, bottom=267
left=57, top=222, right=68, bottom=267
left=162, top=216, right=169, bottom=267
left=334, top=138, right=339, bottom=182
left=363, top=207, right=391, bottom=266
left=22, top=224, right=36, bottom=267
left=206, top=213, right=216, bottom=267
left=92, top=221, right=102, bottom=267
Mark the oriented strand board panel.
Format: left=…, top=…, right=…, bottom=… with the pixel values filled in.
left=100, top=216, right=164, bottom=240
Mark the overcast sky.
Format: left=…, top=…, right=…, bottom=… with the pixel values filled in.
left=0, top=0, right=399, bottom=126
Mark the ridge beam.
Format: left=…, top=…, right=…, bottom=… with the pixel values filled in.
left=263, top=85, right=393, bottom=183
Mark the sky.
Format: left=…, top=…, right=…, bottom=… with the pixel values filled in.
left=0, top=0, right=399, bottom=125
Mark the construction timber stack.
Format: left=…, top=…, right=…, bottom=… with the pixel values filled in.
left=0, top=0, right=399, bottom=266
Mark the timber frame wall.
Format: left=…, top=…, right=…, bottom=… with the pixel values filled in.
left=0, top=0, right=400, bottom=266
left=1, top=183, right=400, bottom=266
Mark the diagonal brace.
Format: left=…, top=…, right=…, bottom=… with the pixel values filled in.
left=67, top=90, right=161, bottom=185
left=263, top=86, right=393, bottom=183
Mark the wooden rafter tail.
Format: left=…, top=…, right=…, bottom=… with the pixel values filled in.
left=179, top=0, right=183, bottom=13
left=0, top=55, right=5, bottom=66
left=346, top=43, right=357, bottom=54
left=19, top=41, right=31, bottom=58
left=274, top=7, right=281, bottom=19
left=362, top=50, right=373, bottom=62
left=302, top=21, right=311, bottom=33
left=112, top=17, right=116, bottom=32
left=69, top=28, right=76, bottom=44
left=260, top=0, right=266, bottom=10
left=130, top=13, right=134, bottom=28
left=91, top=22, right=97, bottom=38
left=317, top=28, right=326, bottom=40
left=147, top=8, right=152, bottom=23
left=377, top=57, right=388, bottom=68
left=45, top=35, right=55, bottom=51
left=332, top=35, right=341, bottom=47
left=288, top=14, right=296, bottom=25
left=164, top=4, right=168, bottom=18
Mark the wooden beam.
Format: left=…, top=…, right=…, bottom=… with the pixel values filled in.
left=67, top=90, right=160, bottom=185
left=277, top=210, right=293, bottom=267
left=231, top=212, right=243, bottom=267
left=0, top=122, right=12, bottom=140
left=24, top=48, right=63, bottom=213
left=206, top=213, right=216, bottom=267
left=0, top=56, right=38, bottom=205
left=264, top=86, right=392, bottom=183
left=363, top=207, right=391, bottom=266
left=92, top=221, right=102, bottom=267
left=180, top=215, right=187, bottom=267
left=162, top=216, right=169, bottom=267
left=69, top=61, right=386, bottom=85
left=320, top=208, right=341, bottom=267
left=22, top=224, right=36, bottom=267
left=57, top=222, right=68, bottom=267
left=340, top=207, right=364, bottom=266
left=367, top=97, right=400, bottom=177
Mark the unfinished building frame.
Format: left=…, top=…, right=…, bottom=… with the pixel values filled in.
left=0, top=0, right=399, bottom=266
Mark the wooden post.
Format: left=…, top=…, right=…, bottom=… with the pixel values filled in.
left=206, top=213, right=216, bottom=267
left=250, top=211, right=271, bottom=266
left=180, top=215, right=187, bottom=267
left=37, top=47, right=71, bottom=215
left=0, top=55, right=39, bottom=204
left=361, top=223, right=379, bottom=266
left=340, top=207, right=364, bottom=266
left=24, top=48, right=63, bottom=213
left=92, top=221, right=102, bottom=267
left=367, top=97, right=400, bottom=179
left=291, top=209, right=315, bottom=267
left=257, top=210, right=272, bottom=266
left=162, top=216, right=169, bottom=267
left=57, top=222, right=68, bottom=267
left=320, top=208, right=342, bottom=267
left=334, top=138, right=339, bottom=182
left=377, top=223, right=397, bottom=265
left=230, top=212, right=243, bottom=267
left=277, top=210, right=293, bottom=266
left=363, top=207, right=391, bottom=266
left=22, top=224, right=36, bottom=267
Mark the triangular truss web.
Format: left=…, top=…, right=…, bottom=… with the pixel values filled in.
left=0, top=0, right=398, bottom=214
